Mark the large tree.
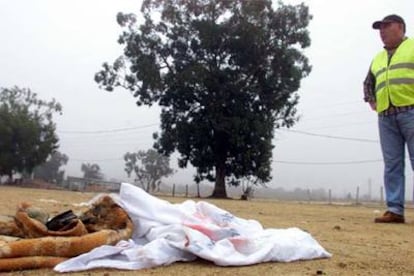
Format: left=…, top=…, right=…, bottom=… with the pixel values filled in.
left=95, top=0, right=312, bottom=198
left=33, top=151, right=69, bottom=184
left=0, top=87, right=62, bottom=179
left=124, top=149, right=174, bottom=192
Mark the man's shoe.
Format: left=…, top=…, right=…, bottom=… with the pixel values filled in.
left=374, top=211, right=405, bottom=223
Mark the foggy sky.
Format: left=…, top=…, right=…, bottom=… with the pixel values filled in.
left=1, top=0, right=414, bottom=199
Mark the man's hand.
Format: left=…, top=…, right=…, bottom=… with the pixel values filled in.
left=369, top=101, right=376, bottom=111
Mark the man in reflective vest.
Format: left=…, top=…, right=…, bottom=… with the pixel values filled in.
left=363, top=14, right=414, bottom=223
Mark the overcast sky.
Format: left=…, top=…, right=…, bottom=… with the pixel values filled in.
left=1, top=0, right=413, bottom=199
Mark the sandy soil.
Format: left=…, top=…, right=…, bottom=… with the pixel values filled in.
left=0, top=185, right=413, bottom=276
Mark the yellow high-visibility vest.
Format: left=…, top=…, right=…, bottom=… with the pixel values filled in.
left=370, top=38, right=414, bottom=113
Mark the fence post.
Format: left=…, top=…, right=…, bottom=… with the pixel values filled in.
left=172, top=184, right=175, bottom=197
left=328, top=189, right=332, bottom=204
left=185, top=185, right=188, bottom=197
left=356, top=186, right=360, bottom=205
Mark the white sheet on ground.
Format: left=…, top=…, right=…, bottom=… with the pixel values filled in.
left=54, top=183, right=331, bottom=272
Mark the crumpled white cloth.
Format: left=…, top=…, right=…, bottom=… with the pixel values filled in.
left=54, top=183, right=331, bottom=272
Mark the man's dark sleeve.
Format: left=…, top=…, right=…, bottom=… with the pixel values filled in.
left=363, top=68, right=376, bottom=102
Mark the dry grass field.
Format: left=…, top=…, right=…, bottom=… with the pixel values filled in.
left=0, top=185, right=413, bottom=276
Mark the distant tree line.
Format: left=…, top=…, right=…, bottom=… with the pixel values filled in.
left=0, top=86, right=174, bottom=187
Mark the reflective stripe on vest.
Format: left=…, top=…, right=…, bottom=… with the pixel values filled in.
left=370, top=38, right=414, bottom=113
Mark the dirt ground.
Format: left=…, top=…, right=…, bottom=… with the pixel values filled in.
left=0, top=185, right=413, bottom=276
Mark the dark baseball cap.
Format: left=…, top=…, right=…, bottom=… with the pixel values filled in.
left=372, top=14, right=405, bottom=30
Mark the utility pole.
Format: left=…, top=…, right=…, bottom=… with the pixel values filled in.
left=356, top=186, right=360, bottom=205
left=368, top=178, right=372, bottom=201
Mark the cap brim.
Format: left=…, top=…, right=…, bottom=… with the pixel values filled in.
left=372, top=21, right=382, bottom=29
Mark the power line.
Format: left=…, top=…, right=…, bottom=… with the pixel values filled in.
left=300, top=100, right=361, bottom=109
left=298, top=110, right=369, bottom=121
left=324, top=100, right=361, bottom=107
left=281, top=129, right=379, bottom=143
left=68, top=158, right=383, bottom=165
left=70, top=158, right=124, bottom=162
left=60, top=120, right=381, bottom=165
left=58, top=123, right=159, bottom=134
left=274, top=159, right=382, bottom=165
left=297, top=121, right=374, bottom=131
